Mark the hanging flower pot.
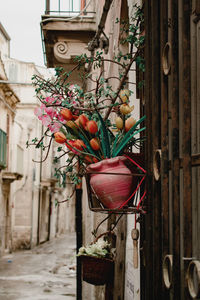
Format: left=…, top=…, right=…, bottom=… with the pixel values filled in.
left=85, top=153, right=146, bottom=213
left=86, top=156, right=132, bottom=209
left=77, top=231, right=115, bottom=285
left=80, top=255, right=114, bottom=285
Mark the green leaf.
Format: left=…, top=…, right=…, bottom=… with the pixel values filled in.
left=111, top=132, right=121, bottom=156
left=78, top=133, right=97, bottom=157
left=114, top=127, right=146, bottom=156
left=96, top=111, right=111, bottom=158
left=113, top=115, right=146, bottom=157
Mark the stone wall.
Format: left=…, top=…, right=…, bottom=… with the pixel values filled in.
left=81, top=0, right=142, bottom=299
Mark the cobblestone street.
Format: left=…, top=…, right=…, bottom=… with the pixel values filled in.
left=0, top=233, right=76, bottom=300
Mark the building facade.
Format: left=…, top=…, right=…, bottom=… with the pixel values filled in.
left=0, top=23, right=75, bottom=255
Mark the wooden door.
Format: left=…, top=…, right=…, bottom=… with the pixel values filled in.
left=141, top=1, right=200, bottom=299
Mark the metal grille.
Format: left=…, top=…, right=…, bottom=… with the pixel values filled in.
left=0, top=128, right=7, bottom=168
left=45, top=0, right=81, bottom=15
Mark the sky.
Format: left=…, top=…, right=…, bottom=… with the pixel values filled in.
left=0, top=0, right=45, bottom=66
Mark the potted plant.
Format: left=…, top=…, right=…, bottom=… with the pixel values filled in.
left=77, top=234, right=115, bottom=285
left=27, top=5, right=146, bottom=211
left=30, top=87, right=146, bottom=209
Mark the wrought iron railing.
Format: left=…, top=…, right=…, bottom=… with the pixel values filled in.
left=0, top=128, right=7, bottom=168
left=45, top=0, right=83, bottom=16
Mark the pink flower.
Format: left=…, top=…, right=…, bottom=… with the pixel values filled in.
left=48, top=122, right=62, bottom=133
left=34, top=103, right=64, bottom=132
left=45, top=107, right=57, bottom=119
left=41, top=115, right=52, bottom=126
left=56, top=113, right=65, bottom=122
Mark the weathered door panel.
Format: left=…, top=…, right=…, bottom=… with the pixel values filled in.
left=142, top=1, right=200, bottom=299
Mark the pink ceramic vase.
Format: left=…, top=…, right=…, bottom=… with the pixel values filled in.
left=86, top=156, right=132, bottom=209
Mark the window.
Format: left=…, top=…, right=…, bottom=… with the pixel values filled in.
left=0, top=128, right=7, bottom=168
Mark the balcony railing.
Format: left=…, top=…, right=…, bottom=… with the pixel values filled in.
left=0, top=128, right=7, bottom=168
left=45, top=0, right=88, bottom=16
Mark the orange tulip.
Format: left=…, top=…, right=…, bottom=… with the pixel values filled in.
left=75, top=118, right=80, bottom=127
left=65, top=140, right=74, bottom=151
left=60, top=108, right=73, bottom=121
left=79, top=114, right=89, bottom=127
left=73, top=139, right=86, bottom=151
left=87, top=120, right=98, bottom=134
left=90, top=138, right=100, bottom=150
left=54, top=132, right=67, bottom=144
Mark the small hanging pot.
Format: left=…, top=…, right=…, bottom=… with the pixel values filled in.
left=79, top=231, right=115, bottom=285
left=80, top=255, right=114, bottom=285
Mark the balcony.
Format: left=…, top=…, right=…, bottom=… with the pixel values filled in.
left=41, top=0, right=96, bottom=78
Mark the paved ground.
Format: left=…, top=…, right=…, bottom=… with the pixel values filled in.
left=0, top=233, right=76, bottom=300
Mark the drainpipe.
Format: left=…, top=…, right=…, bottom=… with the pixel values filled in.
left=37, top=162, right=42, bottom=245
left=30, top=169, right=35, bottom=248
left=76, top=157, right=83, bottom=300
left=76, top=187, right=82, bottom=300
left=37, top=126, right=43, bottom=245
left=47, top=189, right=52, bottom=241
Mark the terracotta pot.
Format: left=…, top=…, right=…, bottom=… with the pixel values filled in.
left=86, top=156, right=132, bottom=209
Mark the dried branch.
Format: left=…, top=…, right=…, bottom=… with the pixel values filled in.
left=33, top=137, right=53, bottom=163
left=104, top=51, right=138, bottom=120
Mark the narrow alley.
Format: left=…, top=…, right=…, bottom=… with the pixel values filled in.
left=0, top=233, right=76, bottom=300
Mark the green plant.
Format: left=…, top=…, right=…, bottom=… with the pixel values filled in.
left=77, top=238, right=115, bottom=259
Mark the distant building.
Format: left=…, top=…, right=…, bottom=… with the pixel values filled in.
left=0, top=22, right=75, bottom=255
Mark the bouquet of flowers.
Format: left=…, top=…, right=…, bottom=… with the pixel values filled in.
left=31, top=76, right=145, bottom=186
